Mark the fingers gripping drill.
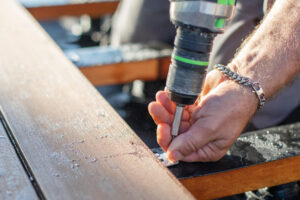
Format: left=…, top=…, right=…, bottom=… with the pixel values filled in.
left=167, top=0, right=236, bottom=139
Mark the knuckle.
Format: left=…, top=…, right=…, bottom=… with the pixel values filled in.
left=148, top=102, right=156, bottom=113
left=206, top=124, right=219, bottom=134
left=157, top=136, right=163, bottom=147
left=210, top=151, right=226, bottom=162
left=157, top=134, right=167, bottom=148
left=186, top=137, right=199, bottom=153
left=155, top=90, right=164, bottom=100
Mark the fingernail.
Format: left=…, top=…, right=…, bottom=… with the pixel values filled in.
left=167, top=150, right=183, bottom=161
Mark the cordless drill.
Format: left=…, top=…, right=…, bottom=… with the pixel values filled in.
left=167, top=0, right=236, bottom=138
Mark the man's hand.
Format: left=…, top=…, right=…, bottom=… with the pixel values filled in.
left=148, top=70, right=258, bottom=162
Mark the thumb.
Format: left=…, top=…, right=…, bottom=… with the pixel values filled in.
left=167, top=124, right=214, bottom=161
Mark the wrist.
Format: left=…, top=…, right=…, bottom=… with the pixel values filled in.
left=219, top=80, right=259, bottom=115
left=197, top=79, right=258, bottom=132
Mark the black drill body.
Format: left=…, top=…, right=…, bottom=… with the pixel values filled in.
left=167, top=0, right=236, bottom=137
left=167, top=25, right=216, bottom=105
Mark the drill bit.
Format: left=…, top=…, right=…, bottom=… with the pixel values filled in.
left=171, top=105, right=184, bottom=140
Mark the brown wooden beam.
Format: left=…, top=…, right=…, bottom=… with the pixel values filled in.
left=64, top=44, right=172, bottom=86
left=180, top=156, right=300, bottom=199
left=26, top=1, right=119, bottom=20
left=79, top=57, right=171, bottom=86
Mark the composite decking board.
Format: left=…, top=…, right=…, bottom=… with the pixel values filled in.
left=0, top=1, right=194, bottom=200
left=0, top=117, right=38, bottom=200
left=173, top=123, right=300, bottom=199
left=21, top=0, right=119, bottom=20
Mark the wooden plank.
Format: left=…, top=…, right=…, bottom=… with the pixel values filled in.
left=65, top=45, right=171, bottom=86
left=21, top=0, right=119, bottom=20
left=79, top=58, right=170, bottom=86
left=0, top=117, right=38, bottom=200
left=0, top=1, right=194, bottom=200
left=166, top=123, right=300, bottom=199
left=180, top=156, right=300, bottom=199
left=80, top=59, right=160, bottom=86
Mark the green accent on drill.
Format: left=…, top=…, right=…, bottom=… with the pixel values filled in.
left=217, top=0, right=236, bottom=5
left=229, top=0, right=236, bottom=5
left=174, top=55, right=209, bottom=66
left=216, top=0, right=235, bottom=28
left=215, top=18, right=225, bottom=28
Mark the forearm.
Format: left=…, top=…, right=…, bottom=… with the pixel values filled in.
left=230, top=0, right=300, bottom=99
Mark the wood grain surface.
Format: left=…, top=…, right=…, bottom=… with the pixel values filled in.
left=0, top=120, right=38, bottom=200
left=25, top=0, right=119, bottom=20
left=0, top=1, right=194, bottom=199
